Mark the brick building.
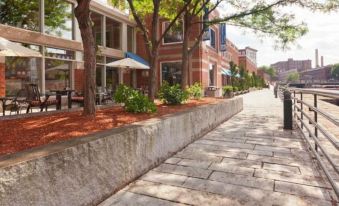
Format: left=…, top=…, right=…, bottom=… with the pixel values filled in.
left=300, top=65, right=332, bottom=82
left=257, top=69, right=271, bottom=82
left=271, top=58, right=311, bottom=74
left=1, top=1, right=258, bottom=98
left=135, top=10, right=257, bottom=97
left=238, top=47, right=258, bottom=74
left=0, top=0, right=136, bottom=97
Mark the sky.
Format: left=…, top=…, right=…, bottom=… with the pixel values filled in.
left=226, top=7, right=339, bottom=68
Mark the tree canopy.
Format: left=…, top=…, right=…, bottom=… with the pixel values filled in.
left=259, top=66, right=277, bottom=78
left=331, top=64, right=339, bottom=80
left=287, top=72, right=300, bottom=82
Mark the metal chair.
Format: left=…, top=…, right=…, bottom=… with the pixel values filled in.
left=25, top=84, right=58, bottom=113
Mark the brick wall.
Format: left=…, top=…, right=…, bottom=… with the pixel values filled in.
left=239, top=56, right=258, bottom=74
left=74, top=69, right=84, bottom=92
left=0, top=63, right=5, bottom=96
left=135, top=10, right=241, bottom=96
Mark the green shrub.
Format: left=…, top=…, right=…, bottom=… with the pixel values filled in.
left=223, top=86, right=233, bottom=94
left=114, top=84, right=137, bottom=103
left=233, top=86, right=239, bottom=92
left=187, top=83, right=203, bottom=99
left=125, top=93, right=157, bottom=113
left=158, top=81, right=189, bottom=105
left=114, top=84, right=156, bottom=113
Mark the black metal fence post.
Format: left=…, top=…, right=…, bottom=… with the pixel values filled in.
left=283, top=90, right=293, bottom=130
left=314, top=94, right=318, bottom=151
left=274, top=84, right=278, bottom=98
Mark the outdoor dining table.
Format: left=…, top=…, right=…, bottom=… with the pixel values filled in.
left=0, top=96, right=14, bottom=116
left=50, top=89, right=75, bottom=110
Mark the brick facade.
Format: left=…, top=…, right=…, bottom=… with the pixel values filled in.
left=0, top=62, right=5, bottom=96
left=300, top=66, right=332, bottom=82
left=74, top=69, right=84, bottom=92
left=136, top=11, right=236, bottom=97
left=239, top=56, right=258, bottom=74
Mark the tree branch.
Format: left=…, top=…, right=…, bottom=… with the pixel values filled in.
left=156, top=0, right=194, bottom=47
left=126, top=0, right=152, bottom=58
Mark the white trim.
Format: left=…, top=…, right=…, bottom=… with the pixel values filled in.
left=161, top=21, right=184, bottom=46
left=208, top=63, right=217, bottom=87
left=160, top=60, right=182, bottom=85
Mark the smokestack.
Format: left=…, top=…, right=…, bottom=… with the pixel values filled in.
left=321, top=56, right=324, bottom=67
left=315, top=49, right=319, bottom=68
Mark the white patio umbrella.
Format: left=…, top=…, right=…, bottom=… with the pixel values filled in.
left=106, top=58, right=149, bottom=70
left=0, top=36, right=42, bottom=57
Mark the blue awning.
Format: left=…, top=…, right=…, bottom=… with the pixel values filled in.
left=221, top=68, right=231, bottom=76
left=125, top=52, right=149, bottom=66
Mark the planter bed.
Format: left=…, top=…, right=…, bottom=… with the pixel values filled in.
left=0, top=97, right=243, bottom=206
left=0, top=98, right=223, bottom=157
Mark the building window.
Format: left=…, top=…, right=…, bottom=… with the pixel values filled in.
left=161, top=62, right=182, bottom=85
left=0, top=0, right=40, bottom=31
left=163, top=21, right=183, bottom=44
left=209, top=64, right=215, bottom=86
left=45, top=47, right=74, bottom=60
left=208, top=29, right=216, bottom=49
left=45, top=47, right=74, bottom=91
left=91, top=12, right=103, bottom=46
left=45, top=59, right=71, bottom=91
left=106, top=17, right=121, bottom=49
left=106, top=64, right=119, bottom=91
left=127, top=25, right=134, bottom=52
left=45, top=0, right=73, bottom=40
left=5, top=44, right=42, bottom=96
left=96, top=65, right=103, bottom=87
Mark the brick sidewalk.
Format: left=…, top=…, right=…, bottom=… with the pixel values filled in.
left=99, top=89, right=338, bottom=206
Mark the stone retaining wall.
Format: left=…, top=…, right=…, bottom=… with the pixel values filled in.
left=0, top=97, right=243, bottom=206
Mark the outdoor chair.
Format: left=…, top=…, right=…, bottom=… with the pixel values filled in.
left=25, top=84, right=58, bottom=113
left=71, top=91, right=84, bottom=107
left=99, top=87, right=114, bottom=104
left=2, top=89, right=29, bottom=115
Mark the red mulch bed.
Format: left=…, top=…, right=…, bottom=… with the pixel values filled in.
left=0, top=98, right=222, bottom=156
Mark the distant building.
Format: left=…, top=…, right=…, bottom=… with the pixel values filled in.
left=271, top=58, right=312, bottom=73
left=257, top=69, right=271, bottom=82
left=300, top=65, right=332, bottom=82
left=239, top=47, right=258, bottom=74
left=277, top=69, right=298, bottom=82
left=271, top=58, right=312, bottom=82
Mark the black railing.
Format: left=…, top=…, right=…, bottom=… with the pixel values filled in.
left=280, top=87, right=339, bottom=199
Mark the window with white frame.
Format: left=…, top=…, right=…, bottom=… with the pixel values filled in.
left=205, top=28, right=216, bottom=49
left=161, top=62, right=182, bottom=85
left=209, top=64, right=216, bottom=86
left=163, top=21, right=183, bottom=44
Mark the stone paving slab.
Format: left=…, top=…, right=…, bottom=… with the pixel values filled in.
left=154, top=163, right=212, bottom=179
left=99, top=191, right=187, bottom=206
left=99, top=89, right=338, bottom=205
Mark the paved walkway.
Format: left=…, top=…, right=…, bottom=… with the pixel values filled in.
left=99, top=89, right=338, bottom=206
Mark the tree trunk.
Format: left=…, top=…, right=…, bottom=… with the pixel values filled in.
left=148, top=51, right=158, bottom=101
left=181, top=34, right=190, bottom=89
left=181, top=13, right=190, bottom=89
left=75, top=0, right=96, bottom=117
left=148, top=2, right=160, bottom=101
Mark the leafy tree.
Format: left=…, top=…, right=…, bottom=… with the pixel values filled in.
left=111, top=0, right=193, bottom=100
left=177, top=0, right=339, bottom=88
left=258, top=65, right=276, bottom=78
left=0, top=0, right=71, bottom=34
left=287, top=72, right=300, bottom=82
left=244, top=70, right=251, bottom=89
left=238, top=66, right=246, bottom=90
left=331, top=64, right=339, bottom=80
left=74, top=0, right=97, bottom=116
left=229, top=61, right=238, bottom=87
